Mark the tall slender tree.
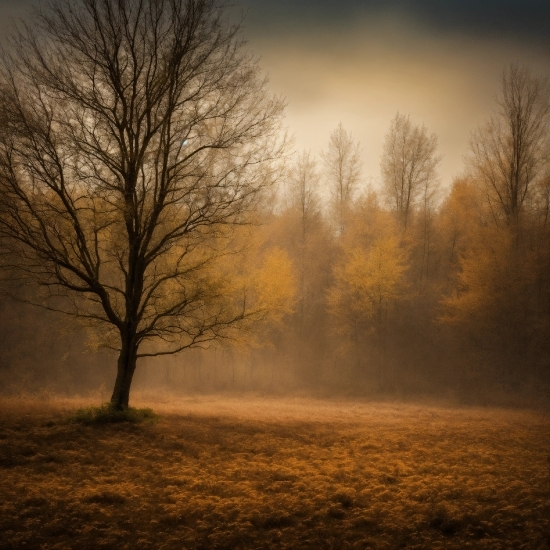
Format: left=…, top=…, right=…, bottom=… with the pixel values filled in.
left=469, top=64, right=550, bottom=226
left=323, top=123, right=362, bottom=234
left=286, top=150, right=320, bottom=328
left=381, top=113, right=441, bottom=229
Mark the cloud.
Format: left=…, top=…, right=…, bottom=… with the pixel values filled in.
left=245, top=0, right=550, bottom=47
left=241, top=2, right=550, bottom=186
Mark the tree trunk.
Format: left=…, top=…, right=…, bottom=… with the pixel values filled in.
left=111, top=340, right=138, bottom=409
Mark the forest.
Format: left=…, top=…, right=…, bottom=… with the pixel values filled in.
left=1, top=60, right=548, bottom=407
left=0, top=0, right=548, bottom=409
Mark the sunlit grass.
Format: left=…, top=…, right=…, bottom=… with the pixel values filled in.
left=0, top=396, right=548, bottom=549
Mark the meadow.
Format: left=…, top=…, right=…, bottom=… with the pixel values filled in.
left=0, top=395, right=548, bottom=549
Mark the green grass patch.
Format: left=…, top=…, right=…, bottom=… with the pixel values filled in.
left=68, top=403, right=157, bottom=425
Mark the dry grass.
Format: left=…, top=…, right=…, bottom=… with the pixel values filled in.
left=0, top=395, right=548, bottom=549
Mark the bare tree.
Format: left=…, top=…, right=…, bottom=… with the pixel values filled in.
left=288, top=150, right=320, bottom=244
left=323, top=123, right=362, bottom=234
left=380, top=113, right=441, bottom=228
left=469, top=65, right=550, bottom=226
left=0, top=0, right=285, bottom=408
left=286, top=150, right=320, bottom=328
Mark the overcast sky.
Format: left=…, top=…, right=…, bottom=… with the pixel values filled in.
left=1, top=0, right=549, bottom=189
left=239, top=0, right=550, bottom=189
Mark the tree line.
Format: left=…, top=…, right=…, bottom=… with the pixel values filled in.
left=231, top=64, right=549, bottom=403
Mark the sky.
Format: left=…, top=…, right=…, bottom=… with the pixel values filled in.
left=1, top=0, right=549, bottom=189
left=238, top=0, right=550, bottom=189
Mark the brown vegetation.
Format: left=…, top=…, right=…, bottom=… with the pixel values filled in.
left=1, top=396, right=548, bottom=549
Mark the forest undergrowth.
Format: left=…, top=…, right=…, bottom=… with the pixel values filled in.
left=0, top=395, right=548, bottom=549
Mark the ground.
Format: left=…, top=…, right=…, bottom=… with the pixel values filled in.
left=0, top=395, right=549, bottom=549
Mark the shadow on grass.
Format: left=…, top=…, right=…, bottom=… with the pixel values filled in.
left=68, top=403, right=157, bottom=425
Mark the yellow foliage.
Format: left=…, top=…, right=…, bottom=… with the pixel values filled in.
left=328, top=235, right=409, bottom=336
left=253, top=247, right=296, bottom=323
left=343, top=202, right=400, bottom=250
left=440, top=225, right=535, bottom=328
left=211, top=232, right=297, bottom=349
left=437, top=177, right=485, bottom=264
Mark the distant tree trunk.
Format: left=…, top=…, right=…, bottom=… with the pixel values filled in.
left=111, top=335, right=138, bottom=410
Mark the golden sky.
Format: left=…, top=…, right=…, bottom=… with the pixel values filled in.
left=241, top=1, right=550, bottom=189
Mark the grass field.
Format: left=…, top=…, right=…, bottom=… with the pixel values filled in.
left=0, top=395, right=549, bottom=549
